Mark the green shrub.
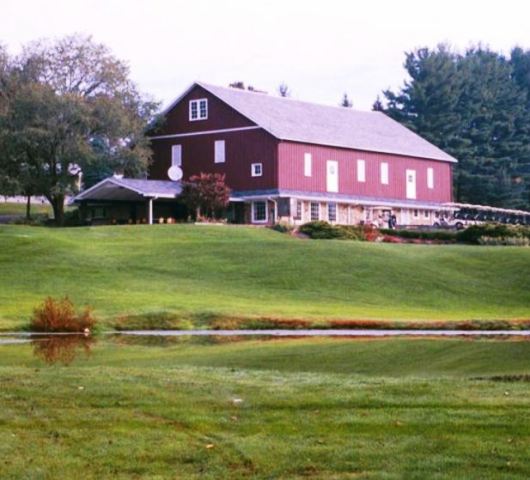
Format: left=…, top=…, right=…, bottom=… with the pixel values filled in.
left=298, top=221, right=366, bottom=240
left=298, top=221, right=343, bottom=239
left=457, top=224, right=530, bottom=244
left=380, top=228, right=457, bottom=242
left=478, top=236, right=530, bottom=246
left=270, top=222, right=294, bottom=233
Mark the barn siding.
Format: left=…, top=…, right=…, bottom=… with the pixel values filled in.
left=151, top=85, right=255, bottom=136
left=149, top=127, right=279, bottom=191
left=278, top=141, right=453, bottom=203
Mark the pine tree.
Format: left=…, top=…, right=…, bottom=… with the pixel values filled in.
left=379, top=45, right=530, bottom=209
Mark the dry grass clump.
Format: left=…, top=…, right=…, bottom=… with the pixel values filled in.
left=30, top=296, right=96, bottom=332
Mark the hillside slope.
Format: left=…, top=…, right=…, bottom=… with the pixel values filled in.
left=0, top=224, right=529, bottom=329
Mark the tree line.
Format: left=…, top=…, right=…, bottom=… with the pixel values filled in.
left=0, top=35, right=156, bottom=224
left=376, top=44, right=530, bottom=210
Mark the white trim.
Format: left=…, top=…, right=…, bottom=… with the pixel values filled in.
left=214, top=140, right=226, bottom=164
left=328, top=202, right=337, bottom=222
left=147, top=198, right=153, bottom=225
left=235, top=193, right=449, bottom=211
left=149, top=126, right=261, bottom=140
left=406, top=169, right=417, bottom=200
left=189, top=98, right=208, bottom=121
left=251, top=163, right=263, bottom=177
left=380, top=162, right=389, bottom=185
left=310, top=201, right=320, bottom=221
left=326, top=160, right=339, bottom=193
left=304, top=153, right=312, bottom=177
left=427, top=167, right=434, bottom=189
left=357, top=159, right=366, bottom=183
left=171, top=145, right=182, bottom=167
left=73, top=177, right=179, bottom=201
left=251, top=200, right=268, bottom=223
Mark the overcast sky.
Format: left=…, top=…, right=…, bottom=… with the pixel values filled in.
left=3, top=0, right=530, bottom=110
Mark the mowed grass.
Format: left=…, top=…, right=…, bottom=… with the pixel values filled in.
left=0, top=202, right=52, bottom=216
left=0, top=224, right=529, bottom=329
left=0, top=337, right=529, bottom=479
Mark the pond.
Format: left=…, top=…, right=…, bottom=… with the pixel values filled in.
left=0, top=329, right=529, bottom=366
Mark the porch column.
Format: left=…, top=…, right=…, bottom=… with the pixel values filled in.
left=147, top=198, right=153, bottom=225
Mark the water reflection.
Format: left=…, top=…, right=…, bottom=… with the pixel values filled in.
left=111, top=333, right=289, bottom=347
left=32, top=335, right=95, bottom=365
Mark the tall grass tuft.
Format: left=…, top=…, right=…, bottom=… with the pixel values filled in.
left=30, top=296, right=96, bottom=332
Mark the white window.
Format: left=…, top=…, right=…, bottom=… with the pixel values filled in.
left=328, top=203, right=337, bottom=222
left=427, top=167, right=434, bottom=189
left=171, top=145, right=182, bottom=167
left=252, top=201, right=267, bottom=223
left=310, top=202, right=320, bottom=221
left=357, top=159, right=366, bottom=182
left=380, top=162, right=389, bottom=185
left=189, top=98, right=208, bottom=121
left=304, top=153, right=312, bottom=177
left=214, top=140, right=225, bottom=164
left=251, top=163, right=262, bottom=177
left=295, top=200, right=302, bottom=220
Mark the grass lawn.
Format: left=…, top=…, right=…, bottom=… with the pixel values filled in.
left=0, top=336, right=528, bottom=479
left=0, top=224, right=529, bottom=330
left=0, top=201, right=52, bottom=217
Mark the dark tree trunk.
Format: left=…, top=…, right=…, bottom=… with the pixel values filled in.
left=50, top=194, right=65, bottom=226
left=25, top=195, right=31, bottom=220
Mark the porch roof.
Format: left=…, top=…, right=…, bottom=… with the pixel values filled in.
left=73, top=176, right=182, bottom=203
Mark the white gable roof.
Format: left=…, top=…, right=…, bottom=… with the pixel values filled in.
left=73, top=177, right=181, bottom=202
left=182, top=82, right=456, bottom=163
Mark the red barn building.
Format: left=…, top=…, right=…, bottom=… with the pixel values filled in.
left=75, top=82, right=457, bottom=226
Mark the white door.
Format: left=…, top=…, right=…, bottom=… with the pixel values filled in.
left=406, top=169, right=416, bottom=199
left=327, top=160, right=339, bottom=193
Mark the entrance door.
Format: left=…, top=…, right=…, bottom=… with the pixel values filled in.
left=406, top=169, right=416, bottom=199
left=327, top=160, right=339, bottom=193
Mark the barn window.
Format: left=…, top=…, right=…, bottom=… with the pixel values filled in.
left=310, top=202, right=320, bottom=221
left=380, top=162, right=389, bottom=185
left=171, top=145, right=182, bottom=167
left=424, top=210, right=429, bottom=218
left=357, top=159, right=366, bottom=182
left=427, top=168, right=434, bottom=189
left=414, top=209, right=419, bottom=217
left=304, top=153, right=312, bottom=176
left=328, top=203, right=337, bottom=222
left=214, top=140, right=225, bottom=163
left=294, top=200, right=302, bottom=220
left=252, top=201, right=267, bottom=223
left=189, top=99, right=208, bottom=121
left=251, top=163, right=262, bottom=177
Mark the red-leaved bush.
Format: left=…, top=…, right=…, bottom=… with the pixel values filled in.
left=30, top=296, right=96, bottom=332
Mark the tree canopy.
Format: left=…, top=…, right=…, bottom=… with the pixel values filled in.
left=378, top=44, right=530, bottom=210
left=0, top=34, right=158, bottom=223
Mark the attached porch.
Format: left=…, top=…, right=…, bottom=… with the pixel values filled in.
left=72, top=176, right=185, bottom=225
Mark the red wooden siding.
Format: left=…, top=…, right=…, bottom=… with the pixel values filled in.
left=278, top=141, right=453, bottom=202
left=149, top=84, right=279, bottom=190
left=152, top=85, right=255, bottom=136
left=149, top=129, right=279, bottom=191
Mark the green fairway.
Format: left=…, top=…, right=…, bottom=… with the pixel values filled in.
left=0, top=224, right=529, bottom=330
left=0, top=336, right=529, bottom=479
left=0, top=202, right=52, bottom=217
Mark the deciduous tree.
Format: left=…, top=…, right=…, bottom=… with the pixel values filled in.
left=180, top=173, right=231, bottom=220
left=0, top=35, right=158, bottom=224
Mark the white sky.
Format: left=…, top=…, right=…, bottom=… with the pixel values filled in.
left=3, top=0, right=530, bottom=110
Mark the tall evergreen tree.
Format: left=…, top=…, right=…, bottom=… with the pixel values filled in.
left=379, top=45, right=530, bottom=209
